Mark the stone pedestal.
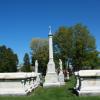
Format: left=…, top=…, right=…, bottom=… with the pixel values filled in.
left=43, top=72, right=60, bottom=87
left=75, top=70, right=100, bottom=96
left=0, top=72, right=41, bottom=95
left=43, top=59, right=60, bottom=87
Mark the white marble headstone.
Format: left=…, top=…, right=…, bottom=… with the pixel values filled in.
left=58, top=59, right=65, bottom=85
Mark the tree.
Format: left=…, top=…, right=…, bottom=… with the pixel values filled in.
left=54, top=24, right=99, bottom=71
left=71, top=24, right=97, bottom=70
left=0, top=45, right=18, bottom=72
left=53, top=27, right=73, bottom=69
left=30, top=38, right=48, bottom=75
left=22, top=53, right=31, bottom=72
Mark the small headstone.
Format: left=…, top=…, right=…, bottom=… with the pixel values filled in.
left=58, top=59, right=65, bottom=85
left=66, top=71, right=69, bottom=80
left=35, top=60, right=38, bottom=73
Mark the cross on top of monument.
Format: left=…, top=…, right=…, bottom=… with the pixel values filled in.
left=49, top=26, right=52, bottom=35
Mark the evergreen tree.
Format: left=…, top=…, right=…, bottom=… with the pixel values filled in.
left=22, top=53, right=31, bottom=72
left=0, top=45, right=18, bottom=72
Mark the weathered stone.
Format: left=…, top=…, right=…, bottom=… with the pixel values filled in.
left=0, top=72, right=41, bottom=95
left=75, top=70, right=100, bottom=96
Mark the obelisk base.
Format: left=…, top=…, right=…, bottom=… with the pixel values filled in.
left=43, top=72, right=60, bottom=87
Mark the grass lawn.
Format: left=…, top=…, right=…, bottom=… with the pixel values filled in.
left=0, top=76, right=100, bottom=100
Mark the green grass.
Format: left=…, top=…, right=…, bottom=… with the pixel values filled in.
left=0, top=76, right=100, bottom=100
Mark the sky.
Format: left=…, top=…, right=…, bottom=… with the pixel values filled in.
left=0, top=0, right=100, bottom=63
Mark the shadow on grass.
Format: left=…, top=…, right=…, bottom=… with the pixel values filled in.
left=68, top=88, right=78, bottom=96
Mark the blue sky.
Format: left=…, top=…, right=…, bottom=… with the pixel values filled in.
left=0, top=0, right=100, bottom=63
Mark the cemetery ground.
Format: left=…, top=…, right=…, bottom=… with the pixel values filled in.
left=0, top=76, right=100, bottom=100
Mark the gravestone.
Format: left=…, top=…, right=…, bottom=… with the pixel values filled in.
left=67, top=71, right=69, bottom=80
left=75, top=70, right=100, bottom=96
left=35, top=60, right=38, bottom=73
left=58, top=59, right=65, bottom=85
left=34, top=60, right=40, bottom=85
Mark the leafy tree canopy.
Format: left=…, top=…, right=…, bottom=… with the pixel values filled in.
left=30, top=38, right=48, bottom=75
left=54, top=24, right=99, bottom=71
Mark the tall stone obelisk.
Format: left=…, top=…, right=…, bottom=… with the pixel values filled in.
left=43, top=26, right=60, bottom=87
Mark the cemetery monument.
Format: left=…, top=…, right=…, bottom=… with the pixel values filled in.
left=43, top=26, right=60, bottom=87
